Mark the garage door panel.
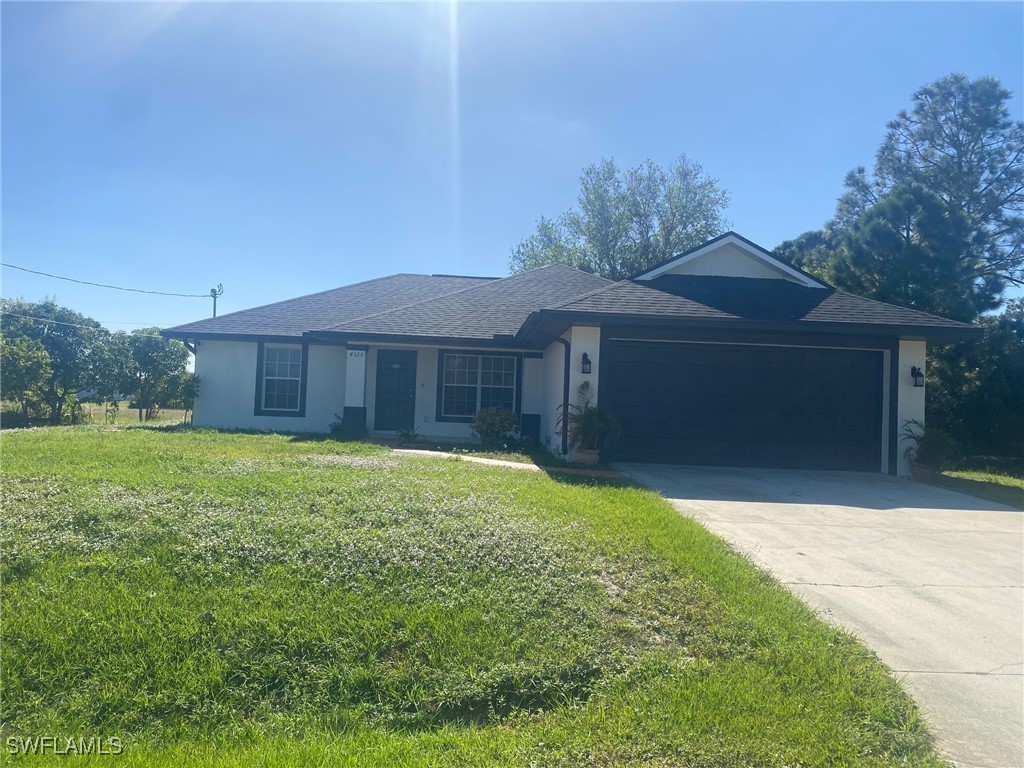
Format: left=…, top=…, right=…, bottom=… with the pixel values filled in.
left=603, top=340, right=883, bottom=471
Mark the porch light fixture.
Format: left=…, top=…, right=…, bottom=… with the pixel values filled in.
left=581, top=353, right=592, bottom=375
left=911, top=366, right=925, bottom=388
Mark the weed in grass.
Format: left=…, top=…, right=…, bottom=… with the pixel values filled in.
left=0, top=427, right=946, bottom=767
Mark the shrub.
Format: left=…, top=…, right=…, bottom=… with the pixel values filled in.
left=62, top=395, right=86, bottom=425
left=472, top=408, right=519, bottom=447
left=568, top=406, right=622, bottom=451
left=902, top=420, right=960, bottom=471
left=0, top=407, right=31, bottom=429
left=397, top=426, right=421, bottom=445
left=556, top=382, right=623, bottom=451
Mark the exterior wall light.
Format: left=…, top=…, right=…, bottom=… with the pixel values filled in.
left=911, top=366, right=925, bottom=387
left=581, top=353, right=592, bottom=375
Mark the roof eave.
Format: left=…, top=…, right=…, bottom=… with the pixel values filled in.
left=521, top=310, right=982, bottom=343
left=161, top=329, right=307, bottom=343
left=304, top=329, right=544, bottom=349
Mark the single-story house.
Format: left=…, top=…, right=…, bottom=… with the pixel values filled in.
left=162, top=232, right=979, bottom=476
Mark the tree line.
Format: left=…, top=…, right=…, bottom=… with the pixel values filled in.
left=510, top=73, right=1023, bottom=458
left=0, top=298, right=194, bottom=426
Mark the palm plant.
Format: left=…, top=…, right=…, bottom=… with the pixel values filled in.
left=556, top=381, right=623, bottom=452
left=901, top=419, right=960, bottom=474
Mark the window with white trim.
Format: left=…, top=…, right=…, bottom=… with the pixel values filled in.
left=441, top=353, right=516, bottom=417
left=262, top=345, right=303, bottom=411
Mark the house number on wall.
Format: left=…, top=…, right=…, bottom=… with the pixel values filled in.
left=349, top=351, right=365, bottom=358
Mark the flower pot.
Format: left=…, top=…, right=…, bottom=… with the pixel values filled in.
left=910, top=462, right=938, bottom=483
left=575, top=448, right=600, bottom=466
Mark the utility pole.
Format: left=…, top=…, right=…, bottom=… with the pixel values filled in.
left=210, top=284, right=224, bottom=317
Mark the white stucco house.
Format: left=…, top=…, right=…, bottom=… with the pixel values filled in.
left=162, top=233, right=979, bottom=476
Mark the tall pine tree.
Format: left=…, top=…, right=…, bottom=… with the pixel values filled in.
left=778, top=73, right=1024, bottom=318
left=829, top=184, right=998, bottom=322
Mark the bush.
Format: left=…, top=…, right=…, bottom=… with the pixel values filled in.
left=902, top=420, right=960, bottom=471
left=61, top=395, right=87, bottom=425
left=556, top=382, right=623, bottom=451
left=0, top=407, right=31, bottom=429
left=471, top=408, right=519, bottom=447
left=567, top=406, right=622, bottom=451
left=397, top=427, right=420, bottom=445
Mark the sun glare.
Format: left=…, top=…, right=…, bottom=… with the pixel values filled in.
left=446, top=0, right=462, bottom=264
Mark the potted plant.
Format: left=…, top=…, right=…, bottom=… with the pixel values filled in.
left=557, top=382, right=623, bottom=465
left=901, top=419, right=959, bottom=481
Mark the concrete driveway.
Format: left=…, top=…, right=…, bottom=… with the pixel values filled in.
left=617, top=464, right=1024, bottom=768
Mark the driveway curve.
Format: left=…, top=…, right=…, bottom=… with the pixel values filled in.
left=618, top=464, right=1023, bottom=768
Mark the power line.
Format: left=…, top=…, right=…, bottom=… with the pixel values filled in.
left=1, top=262, right=211, bottom=298
left=70, top=319, right=178, bottom=326
left=0, top=311, right=167, bottom=339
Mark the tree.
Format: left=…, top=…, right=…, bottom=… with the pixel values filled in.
left=772, top=75, right=1024, bottom=457
left=160, top=370, right=199, bottom=422
left=122, top=328, right=190, bottom=421
left=927, top=300, right=1024, bottom=456
left=93, top=331, right=133, bottom=405
left=779, top=74, right=1024, bottom=315
left=828, top=184, right=999, bottom=322
left=0, top=335, right=52, bottom=418
left=773, top=229, right=837, bottom=277
left=510, top=156, right=730, bottom=280
left=0, top=298, right=107, bottom=424
left=874, top=74, right=1024, bottom=286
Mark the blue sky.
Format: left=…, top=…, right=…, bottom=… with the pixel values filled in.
left=3, top=2, right=1023, bottom=331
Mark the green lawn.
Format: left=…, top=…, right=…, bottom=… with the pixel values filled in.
left=78, top=401, right=189, bottom=426
left=1, top=401, right=188, bottom=429
left=1, top=428, right=945, bottom=766
left=934, top=467, right=1024, bottom=509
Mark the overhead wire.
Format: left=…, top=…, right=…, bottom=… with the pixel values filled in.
left=0, top=311, right=167, bottom=339
left=1, top=262, right=211, bottom=298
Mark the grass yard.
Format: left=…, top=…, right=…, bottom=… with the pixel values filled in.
left=78, top=401, right=189, bottom=426
left=1, top=428, right=945, bottom=767
left=934, top=467, right=1024, bottom=509
left=0, top=402, right=188, bottom=430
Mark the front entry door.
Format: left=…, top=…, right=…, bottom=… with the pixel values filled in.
left=374, top=349, right=417, bottom=432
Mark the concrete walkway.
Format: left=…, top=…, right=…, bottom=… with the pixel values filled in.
left=393, top=448, right=624, bottom=478
left=617, top=463, right=1023, bottom=768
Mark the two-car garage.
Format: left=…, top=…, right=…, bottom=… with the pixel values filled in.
left=519, top=235, right=973, bottom=477
left=601, top=337, right=885, bottom=472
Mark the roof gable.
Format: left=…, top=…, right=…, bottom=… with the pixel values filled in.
left=634, top=232, right=828, bottom=288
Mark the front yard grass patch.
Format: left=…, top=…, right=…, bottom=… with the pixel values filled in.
left=935, top=471, right=1023, bottom=509
left=1, top=428, right=945, bottom=766
left=934, top=465, right=1023, bottom=509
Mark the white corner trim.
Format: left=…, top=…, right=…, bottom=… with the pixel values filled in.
left=635, top=234, right=828, bottom=288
